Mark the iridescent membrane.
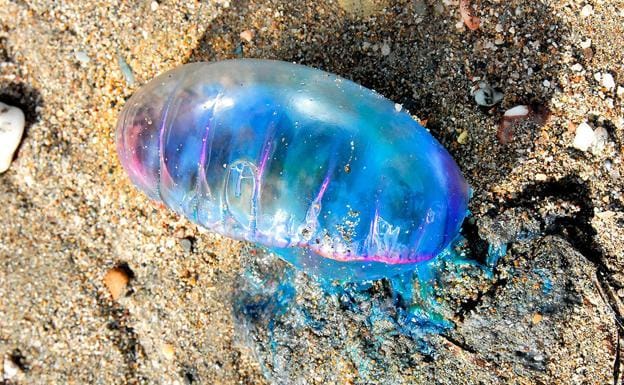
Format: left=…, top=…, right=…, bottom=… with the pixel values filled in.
left=116, top=59, right=469, bottom=281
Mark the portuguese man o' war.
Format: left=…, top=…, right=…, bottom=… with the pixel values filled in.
left=116, top=59, right=470, bottom=281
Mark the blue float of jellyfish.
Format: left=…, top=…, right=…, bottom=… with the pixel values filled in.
left=116, top=59, right=470, bottom=282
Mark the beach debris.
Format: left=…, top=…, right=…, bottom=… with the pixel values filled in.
left=0, top=102, right=26, bottom=173
left=380, top=41, right=391, bottom=56
left=239, top=29, right=254, bottom=43
left=457, top=130, right=469, bottom=144
left=580, top=4, right=593, bottom=18
left=472, top=82, right=503, bottom=107
left=499, top=105, right=530, bottom=145
left=459, top=0, right=481, bottom=31
left=601, top=72, right=616, bottom=91
left=161, top=343, right=175, bottom=360
left=117, top=54, right=135, bottom=86
left=497, top=105, right=549, bottom=144
left=74, top=51, right=90, bottom=64
left=3, top=356, right=21, bottom=380
left=103, top=265, right=133, bottom=300
left=179, top=237, right=193, bottom=253
left=592, top=126, right=609, bottom=153
left=572, top=122, right=595, bottom=151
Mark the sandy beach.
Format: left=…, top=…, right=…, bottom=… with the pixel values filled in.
left=1, top=1, right=623, bottom=384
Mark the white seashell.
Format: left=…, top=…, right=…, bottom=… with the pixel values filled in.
left=0, top=102, right=26, bottom=173
left=473, top=82, right=503, bottom=107
left=503, top=105, right=530, bottom=118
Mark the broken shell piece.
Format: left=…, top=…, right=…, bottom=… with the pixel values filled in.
left=497, top=105, right=549, bottom=144
left=601, top=73, right=616, bottom=91
left=459, top=0, right=481, bottom=30
left=0, top=102, right=26, bottom=173
left=592, top=126, right=609, bottom=153
left=503, top=105, right=530, bottom=118
left=473, top=82, right=504, bottom=106
left=239, top=29, right=254, bottom=43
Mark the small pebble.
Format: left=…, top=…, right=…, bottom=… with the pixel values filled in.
left=617, top=86, right=624, bottom=97
left=473, top=82, right=503, bottom=107
left=573, top=122, right=595, bottom=152
left=104, top=266, right=131, bottom=300
left=161, top=343, right=175, bottom=360
left=531, top=313, right=543, bottom=324
left=380, top=42, right=391, bottom=56
left=580, top=39, right=592, bottom=49
left=0, top=102, right=26, bottom=173
left=150, top=1, right=159, bottom=11
left=239, top=29, right=254, bottom=43
left=571, top=63, right=583, bottom=72
left=117, top=55, right=135, bottom=86
left=3, top=356, right=21, bottom=380
left=601, top=73, right=615, bottom=90
left=74, top=51, right=90, bottom=64
left=592, top=126, right=609, bottom=153
left=535, top=173, right=547, bottom=181
left=580, top=4, right=593, bottom=17
left=457, top=130, right=468, bottom=144
left=604, top=159, right=613, bottom=171
left=179, top=237, right=193, bottom=253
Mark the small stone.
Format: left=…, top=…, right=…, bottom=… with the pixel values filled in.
left=531, top=313, right=543, bottom=324
left=0, top=102, right=26, bottom=173
left=74, top=51, right=90, bottom=64
left=606, top=98, right=614, bottom=109
left=592, top=126, right=609, bottom=153
left=571, top=63, right=583, bottom=72
left=601, top=73, right=616, bottom=90
left=179, top=237, right=193, bottom=253
left=535, top=173, right=547, bottom=181
left=117, top=55, right=135, bottom=86
left=457, top=130, right=468, bottom=144
left=473, top=82, right=503, bottom=106
left=394, top=103, right=402, bottom=112
left=573, top=122, right=595, bottom=152
left=542, top=79, right=550, bottom=88
left=150, top=1, right=159, bottom=11
left=604, top=159, right=613, bottom=171
left=104, top=266, right=132, bottom=300
left=617, top=86, right=624, bottom=97
left=580, top=4, right=593, bottom=17
left=380, top=42, right=391, bottom=56
left=593, top=72, right=602, bottom=82
left=161, top=343, right=175, bottom=360
left=580, top=39, right=592, bottom=49
left=239, top=29, right=254, bottom=43
left=3, top=356, right=20, bottom=380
